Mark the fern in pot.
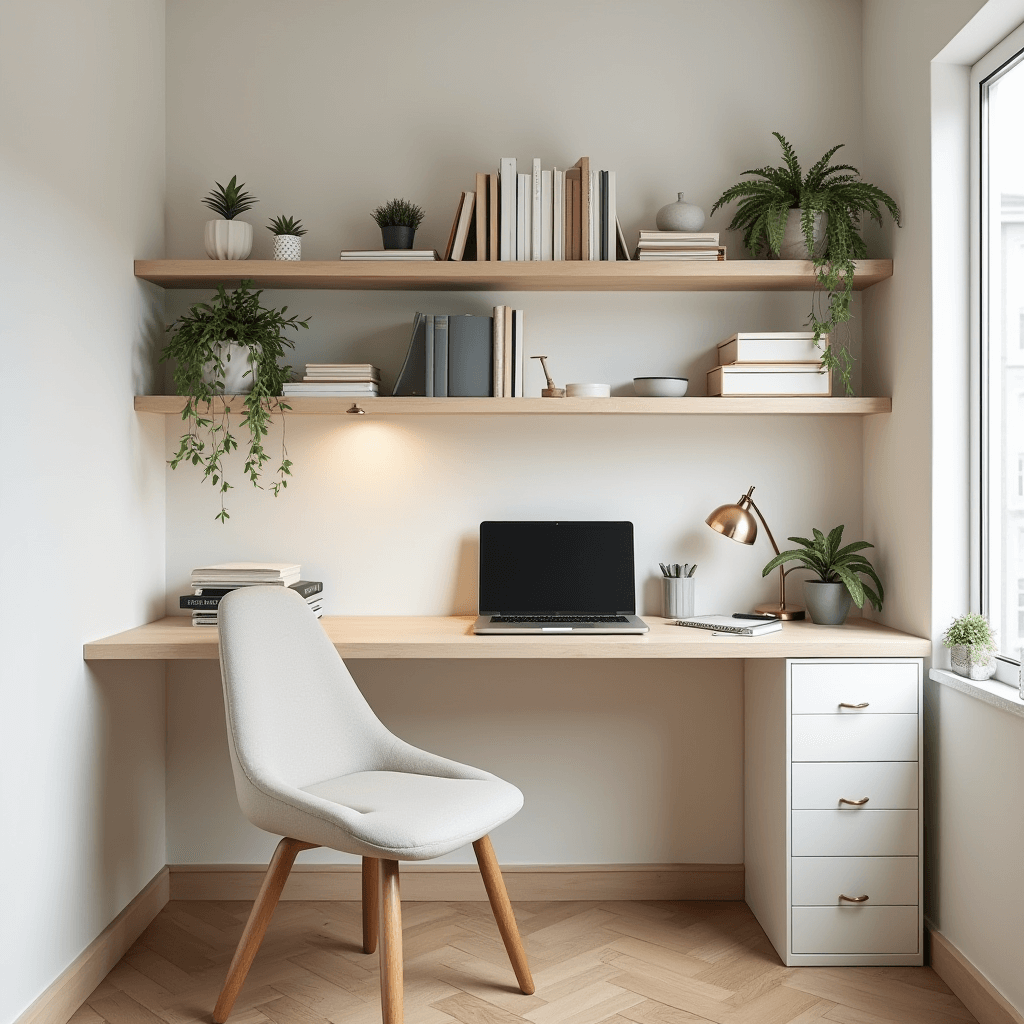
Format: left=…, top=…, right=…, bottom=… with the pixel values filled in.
left=160, top=279, right=310, bottom=522
left=761, top=525, right=884, bottom=625
left=711, top=133, right=901, bottom=395
left=941, top=613, right=998, bottom=680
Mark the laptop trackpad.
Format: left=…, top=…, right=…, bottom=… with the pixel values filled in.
left=540, top=623, right=595, bottom=630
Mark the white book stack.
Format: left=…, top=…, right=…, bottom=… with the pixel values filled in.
left=635, top=231, right=726, bottom=261
left=283, top=364, right=381, bottom=397
left=186, top=563, right=321, bottom=626
left=707, top=333, right=831, bottom=396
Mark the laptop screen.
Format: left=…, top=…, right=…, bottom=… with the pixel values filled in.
left=478, top=521, right=636, bottom=615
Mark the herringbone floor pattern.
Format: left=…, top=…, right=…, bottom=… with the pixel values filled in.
left=74, top=900, right=976, bottom=1024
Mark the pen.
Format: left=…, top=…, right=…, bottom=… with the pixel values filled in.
left=733, top=612, right=779, bottom=620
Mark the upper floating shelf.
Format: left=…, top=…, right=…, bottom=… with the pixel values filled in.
left=134, top=259, right=893, bottom=292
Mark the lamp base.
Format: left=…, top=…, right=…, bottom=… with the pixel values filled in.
left=755, top=602, right=805, bottom=621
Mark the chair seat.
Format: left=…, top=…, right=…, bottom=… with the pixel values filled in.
left=300, top=771, right=524, bottom=860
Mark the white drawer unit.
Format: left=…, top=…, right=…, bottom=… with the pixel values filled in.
left=744, top=657, right=923, bottom=967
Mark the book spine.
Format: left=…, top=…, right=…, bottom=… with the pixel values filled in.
left=499, top=157, right=516, bottom=261
left=531, top=158, right=542, bottom=260
left=552, top=169, right=564, bottom=261
left=492, top=306, right=505, bottom=397
left=502, top=306, right=514, bottom=395
left=541, top=170, right=553, bottom=261
left=433, top=315, right=448, bottom=397
left=392, top=312, right=426, bottom=396
left=475, top=172, right=487, bottom=261
left=575, top=157, right=591, bottom=260
left=291, top=580, right=323, bottom=598
left=488, top=174, right=499, bottom=261
left=513, top=309, right=525, bottom=396
left=424, top=315, right=435, bottom=397
left=604, top=170, right=615, bottom=262
left=590, top=170, right=598, bottom=261
left=443, top=193, right=463, bottom=261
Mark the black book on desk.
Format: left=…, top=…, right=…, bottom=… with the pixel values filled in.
left=180, top=580, right=323, bottom=609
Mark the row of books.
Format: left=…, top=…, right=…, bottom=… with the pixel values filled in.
left=443, top=156, right=627, bottom=262
left=182, top=563, right=323, bottom=625
left=635, top=230, right=726, bottom=262
left=283, top=364, right=381, bottom=397
left=393, top=308, right=526, bottom=397
left=707, top=333, right=832, bottom=397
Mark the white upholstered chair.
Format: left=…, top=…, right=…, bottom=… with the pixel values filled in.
left=213, top=585, right=534, bottom=1023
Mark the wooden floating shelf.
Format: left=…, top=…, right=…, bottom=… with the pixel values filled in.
left=136, top=395, right=891, bottom=416
left=134, top=259, right=893, bottom=292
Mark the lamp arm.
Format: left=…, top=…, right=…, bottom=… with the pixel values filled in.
left=747, top=497, right=788, bottom=611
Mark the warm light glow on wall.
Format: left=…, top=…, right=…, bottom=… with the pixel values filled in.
left=316, top=419, right=428, bottom=479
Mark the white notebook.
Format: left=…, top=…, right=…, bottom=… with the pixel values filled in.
left=674, top=614, right=783, bottom=636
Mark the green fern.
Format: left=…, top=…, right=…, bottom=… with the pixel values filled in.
left=711, top=133, right=901, bottom=395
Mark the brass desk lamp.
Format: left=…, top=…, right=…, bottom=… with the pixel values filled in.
left=705, top=485, right=805, bottom=620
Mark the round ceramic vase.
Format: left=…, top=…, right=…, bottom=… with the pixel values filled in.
left=200, top=342, right=256, bottom=395
left=655, top=192, right=706, bottom=232
left=949, top=644, right=996, bottom=680
left=777, top=209, right=827, bottom=259
left=803, top=581, right=852, bottom=625
left=273, top=234, right=302, bottom=261
left=204, top=219, right=253, bottom=260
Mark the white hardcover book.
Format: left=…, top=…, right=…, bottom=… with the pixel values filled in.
left=512, top=309, right=526, bottom=396
left=516, top=174, right=529, bottom=261
left=717, top=333, right=827, bottom=364
left=552, top=169, right=565, bottom=260
left=499, top=157, right=516, bottom=261
left=540, top=170, right=552, bottom=260
left=707, top=363, right=831, bottom=397
left=531, top=158, right=542, bottom=260
left=492, top=305, right=505, bottom=397
left=605, top=170, right=616, bottom=262
left=589, top=170, right=598, bottom=260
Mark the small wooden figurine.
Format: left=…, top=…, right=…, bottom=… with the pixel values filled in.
left=530, top=355, right=565, bottom=398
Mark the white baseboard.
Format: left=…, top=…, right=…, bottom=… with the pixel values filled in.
left=169, top=861, right=744, bottom=902
left=14, top=867, right=169, bottom=1024
left=928, top=926, right=1024, bottom=1024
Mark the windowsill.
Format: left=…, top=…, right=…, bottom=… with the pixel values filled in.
left=929, top=667, right=1024, bottom=719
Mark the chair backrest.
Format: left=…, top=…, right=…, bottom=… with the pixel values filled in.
left=218, top=586, right=394, bottom=792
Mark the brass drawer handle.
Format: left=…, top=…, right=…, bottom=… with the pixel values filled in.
left=839, top=702, right=869, bottom=709
left=839, top=894, right=870, bottom=903
left=839, top=796, right=870, bottom=806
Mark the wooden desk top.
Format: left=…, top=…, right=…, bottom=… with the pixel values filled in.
left=83, top=615, right=930, bottom=661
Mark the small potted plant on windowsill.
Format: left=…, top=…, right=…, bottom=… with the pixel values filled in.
left=761, top=525, right=884, bottom=625
left=372, top=198, right=425, bottom=249
left=203, top=175, right=258, bottom=260
left=268, top=215, right=307, bottom=261
left=941, top=613, right=997, bottom=680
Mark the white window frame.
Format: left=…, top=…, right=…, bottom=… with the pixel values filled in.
left=971, top=22, right=1024, bottom=675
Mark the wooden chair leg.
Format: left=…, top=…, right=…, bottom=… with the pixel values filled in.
left=213, top=837, right=318, bottom=1023
left=378, top=859, right=403, bottom=1024
left=473, top=835, right=535, bottom=995
left=362, top=856, right=379, bottom=954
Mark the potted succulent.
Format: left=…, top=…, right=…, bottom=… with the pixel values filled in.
left=761, top=525, right=884, bottom=625
left=160, top=279, right=310, bottom=522
left=268, top=215, right=307, bottom=261
left=203, top=175, right=258, bottom=260
left=711, top=133, right=901, bottom=395
left=941, top=613, right=998, bottom=680
left=372, top=198, right=425, bottom=249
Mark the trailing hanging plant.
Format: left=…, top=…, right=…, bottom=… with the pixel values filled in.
left=371, top=197, right=425, bottom=229
left=761, top=525, right=884, bottom=612
left=160, top=280, right=310, bottom=522
left=711, top=133, right=901, bottom=395
left=202, top=175, right=258, bottom=220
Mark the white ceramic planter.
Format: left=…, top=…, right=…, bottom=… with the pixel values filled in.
left=273, top=234, right=302, bottom=261
left=949, top=644, right=996, bottom=680
left=201, top=342, right=256, bottom=394
left=204, top=219, right=253, bottom=260
left=778, top=209, right=827, bottom=259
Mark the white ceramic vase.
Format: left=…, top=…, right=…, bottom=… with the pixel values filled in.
left=949, top=644, right=996, bottom=680
left=777, top=209, right=827, bottom=259
left=201, top=342, right=256, bottom=394
left=655, top=192, right=706, bottom=232
left=273, top=234, right=302, bottom=261
left=204, top=219, right=253, bottom=260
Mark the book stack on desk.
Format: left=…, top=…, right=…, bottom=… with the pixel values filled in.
left=183, top=563, right=323, bottom=625
left=282, top=364, right=381, bottom=398
left=707, top=332, right=831, bottom=396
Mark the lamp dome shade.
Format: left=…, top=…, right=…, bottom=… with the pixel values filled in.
left=706, top=503, right=758, bottom=545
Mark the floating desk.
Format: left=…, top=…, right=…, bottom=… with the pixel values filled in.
left=84, top=615, right=930, bottom=968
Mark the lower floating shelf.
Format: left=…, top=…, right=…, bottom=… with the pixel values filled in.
left=135, top=395, right=891, bottom=416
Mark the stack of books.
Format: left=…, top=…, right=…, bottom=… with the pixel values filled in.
left=634, top=231, right=726, bottom=261
left=283, top=364, right=381, bottom=398
left=447, top=156, right=629, bottom=262
left=182, top=562, right=323, bottom=626
left=393, top=308, right=525, bottom=397
left=339, top=249, right=440, bottom=261
left=707, top=332, right=831, bottom=397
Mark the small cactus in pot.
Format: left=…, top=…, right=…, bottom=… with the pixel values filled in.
left=268, top=215, right=307, bottom=261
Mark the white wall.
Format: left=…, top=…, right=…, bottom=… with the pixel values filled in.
left=0, top=2, right=167, bottom=1020
left=163, top=0, right=869, bottom=866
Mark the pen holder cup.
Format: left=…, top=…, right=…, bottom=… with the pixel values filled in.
left=663, top=576, right=695, bottom=618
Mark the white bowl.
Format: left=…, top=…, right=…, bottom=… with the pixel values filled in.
left=565, top=382, right=611, bottom=398
left=633, top=376, right=689, bottom=397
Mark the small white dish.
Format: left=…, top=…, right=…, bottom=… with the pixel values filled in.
left=565, top=382, right=611, bottom=398
left=633, top=376, right=689, bottom=397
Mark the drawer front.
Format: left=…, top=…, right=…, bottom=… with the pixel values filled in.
left=791, top=662, right=919, bottom=714
left=792, top=906, right=919, bottom=955
left=792, top=857, right=919, bottom=906
left=792, top=762, right=919, bottom=809
left=792, top=809, right=918, bottom=856
left=792, top=715, right=918, bottom=762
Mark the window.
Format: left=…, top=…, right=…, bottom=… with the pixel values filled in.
left=974, top=27, right=1024, bottom=662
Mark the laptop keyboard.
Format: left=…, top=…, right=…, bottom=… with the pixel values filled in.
left=489, top=615, right=630, bottom=624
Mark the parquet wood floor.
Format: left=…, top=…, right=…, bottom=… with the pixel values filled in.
left=74, top=901, right=976, bottom=1024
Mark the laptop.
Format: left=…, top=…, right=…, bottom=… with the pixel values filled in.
left=473, top=521, right=649, bottom=634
